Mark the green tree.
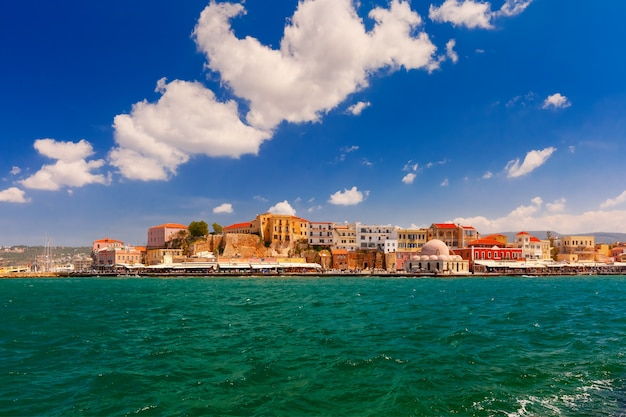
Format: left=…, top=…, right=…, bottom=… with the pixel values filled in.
left=188, top=221, right=209, bottom=238
left=212, top=222, right=223, bottom=235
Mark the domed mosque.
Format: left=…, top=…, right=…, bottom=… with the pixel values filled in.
left=407, top=239, right=470, bottom=275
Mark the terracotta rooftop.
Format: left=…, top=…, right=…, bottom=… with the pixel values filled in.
left=151, top=223, right=187, bottom=229
left=224, top=222, right=253, bottom=229
left=433, top=223, right=457, bottom=228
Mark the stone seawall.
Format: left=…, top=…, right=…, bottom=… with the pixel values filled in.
left=0, top=272, right=63, bottom=278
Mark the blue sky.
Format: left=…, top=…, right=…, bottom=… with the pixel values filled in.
left=2, top=0, right=626, bottom=246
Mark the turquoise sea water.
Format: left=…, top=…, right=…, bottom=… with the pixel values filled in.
left=1, top=276, right=626, bottom=416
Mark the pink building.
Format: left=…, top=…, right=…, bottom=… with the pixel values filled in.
left=147, top=223, right=188, bottom=249
left=92, top=237, right=124, bottom=252
left=95, top=246, right=142, bottom=267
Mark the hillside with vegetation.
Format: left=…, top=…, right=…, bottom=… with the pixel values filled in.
left=0, top=246, right=92, bottom=267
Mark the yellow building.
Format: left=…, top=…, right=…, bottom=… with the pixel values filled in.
left=145, top=248, right=184, bottom=265
left=559, top=235, right=596, bottom=262
left=428, top=223, right=479, bottom=248
left=332, top=224, right=357, bottom=251
left=253, top=213, right=309, bottom=246
left=397, top=228, right=428, bottom=252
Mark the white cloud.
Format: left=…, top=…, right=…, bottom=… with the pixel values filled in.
left=10, top=166, right=21, bottom=175
left=429, top=0, right=493, bottom=29
left=110, top=79, right=271, bottom=181
left=111, top=0, right=444, bottom=181
left=20, top=139, right=109, bottom=191
left=440, top=178, right=449, bottom=187
left=455, top=196, right=626, bottom=235
left=429, top=0, right=532, bottom=29
left=505, top=91, right=536, bottom=108
left=213, top=203, right=234, bottom=214
left=446, top=39, right=458, bottom=63
left=254, top=195, right=269, bottom=203
left=547, top=198, right=566, bottom=213
left=496, top=0, right=532, bottom=17
left=542, top=93, right=571, bottom=110
left=600, top=191, right=626, bottom=209
left=482, top=171, right=493, bottom=179
left=0, top=187, right=30, bottom=203
left=403, top=161, right=419, bottom=172
left=328, top=186, right=368, bottom=205
left=347, top=101, right=371, bottom=115
left=402, top=173, right=416, bottom=184
left=505, top=147, right=556, bottom=178
left=193, top=0, right=438, bottom=130
left=268, top=200, right=297, bottom=215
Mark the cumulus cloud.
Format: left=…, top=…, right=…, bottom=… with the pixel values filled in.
left=213, top=203, right=234, bottom=214
left=10, top=166, right=21, bottom=175
left=20, top=139, right=109, bottom=191
left=429, top=0, right=493, bottom=29
left=193, top=0, right=437, bottom=130
left=600, top=191, right=626, bottom=209
left=454, top=196, right=626, bottom=235
left=440, top=178, right=449, bottom=187
left=496, top=0, right=533, bottom=17
left=346, top=102, right=371, bottom=115
left=110, top=0, right=443, bottom=181
left=402, top=173, right=416, bottom=184
left=546, top=198, right=566, bottom=213
left=446, top=39, right=458, bottom=63
left=429, top=0, right=532, bottom=29
left=482, top=171, right=493, bottom=179
left=110, top=79, right=271, bottom=181
left=542, top=93, right=571, bottom=110
left=402, top=160, right=419, bottom=183
left=268, top=200, right=297, bottom=215
left=0, top=187, right=30, bottom=203
left=505, top=147, right=556, bottom=178
left=328, top=186, right=368, bottom=205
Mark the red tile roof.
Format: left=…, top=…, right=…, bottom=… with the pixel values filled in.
left=93, top=237, right=123, bottom=244
left=467, top=238, right=503, bottom=247
left=224, top=222, right=253, bottom=229
left=433, top=223, right=457, bottom=228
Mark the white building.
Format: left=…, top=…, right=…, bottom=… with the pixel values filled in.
left=514, top=231, right=543, bottom=260
left=355, top=222, right=398, bottom=251
left=308, top=221, right=335, bottom=247
left=384, top=239, right=398, bottom=254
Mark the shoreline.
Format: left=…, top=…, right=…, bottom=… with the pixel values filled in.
left=1, top=271, right=625, bottom=279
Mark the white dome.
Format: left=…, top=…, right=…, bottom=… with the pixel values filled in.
left=421, top=239, right=450, bottom=257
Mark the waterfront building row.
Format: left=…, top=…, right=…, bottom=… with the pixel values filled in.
left=89, top=216, right=626, bottom=274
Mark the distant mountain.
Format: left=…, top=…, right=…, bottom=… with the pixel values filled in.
left=495, top=231, right=626, bottom=244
